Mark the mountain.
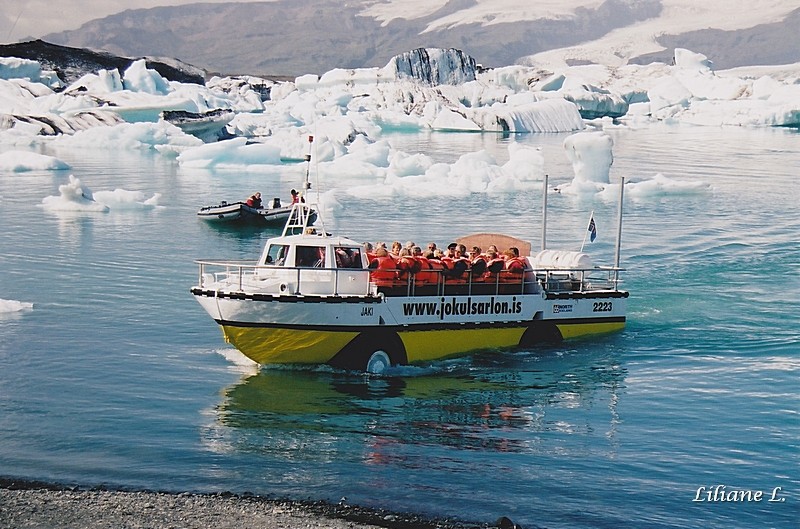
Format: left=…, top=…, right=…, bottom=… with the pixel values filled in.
left=0, top=40, right=205, bottom=86
left=42, top=0, right=656, bottom=76
left=15, top=1, right=799, bottom=79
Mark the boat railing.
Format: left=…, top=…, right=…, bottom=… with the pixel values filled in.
left=195, top=259, right=374, bottom=297
left=195, top=260, right=625, bottom=298
left=535, top=265, right=624, bottom=293
left=370, top=265, right=623, bottom=297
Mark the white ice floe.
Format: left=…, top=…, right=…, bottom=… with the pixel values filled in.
left=41, top=174, right=109, bottom=212
left=41, top=174, right=162, bottom=212
left=0, top=150, right=70, bottom=171
left=0, top=298, right=34, bottom=313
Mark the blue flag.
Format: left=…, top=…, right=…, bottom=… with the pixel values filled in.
left=588, top=216, right=597, bottom=242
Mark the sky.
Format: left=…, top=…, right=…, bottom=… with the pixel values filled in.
left=2, top=0, right=796, bottom=48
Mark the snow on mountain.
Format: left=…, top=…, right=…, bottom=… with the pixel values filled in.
left=526, top=1, right=800, bottom=69
left=31, top=1, right=800, bottom=77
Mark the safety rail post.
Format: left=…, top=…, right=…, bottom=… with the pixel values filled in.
left=333, top=268, right=339, bottom=296
left=614, top=176, right=625, bottom=291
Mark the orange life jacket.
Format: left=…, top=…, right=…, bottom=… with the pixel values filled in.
left=414, top=256, right=437, bottom=284
left=483, top=258, right=505, bottom=281
left=369, top=255, right=398, bottom=283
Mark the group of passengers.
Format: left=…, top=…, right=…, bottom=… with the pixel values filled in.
left=364, top=239, right=531, bottom=285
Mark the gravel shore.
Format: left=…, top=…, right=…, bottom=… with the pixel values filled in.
left=0, top=479, right=503, bottom=529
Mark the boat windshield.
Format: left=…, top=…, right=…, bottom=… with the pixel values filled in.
left=296, top=246, right=326, bottom=268
left=334, top=246, right=364, bottom=269
left=264, top=244, right=288, bottom=266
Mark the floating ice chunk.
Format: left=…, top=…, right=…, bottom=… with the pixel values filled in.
left=0, top=298, right=33, bottom=313
left=389, top=150, right=433, bottom=177
left=93, top=189, right=161, bottom=209
left=53, top=121, right=202, bottom=151
left=176, top=137, right=283, bottom=168
left=564, top=131, right=613, bottom=184
left=0, top=150, right=70, bottom=172
left=122, top=59, right=170, bottom=95
left=41, top=174, right=109, bottom=212
left=431, top=107, right=481, bottom=131
left=501, top=143, right=546, bottom=182
left=673, top=48, right=714, bottom=72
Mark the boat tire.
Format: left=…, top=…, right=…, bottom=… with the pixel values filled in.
left=329, top=332, right=407, bottom=373
left=365, top=350, right=391, bottom=374
left=518, top=322, right=563, bottom=346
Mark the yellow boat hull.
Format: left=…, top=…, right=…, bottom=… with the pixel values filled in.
left=219, top=317, right=625, bottom=367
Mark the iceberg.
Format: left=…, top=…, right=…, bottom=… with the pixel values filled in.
left=0, top=43, right=797, bottom=163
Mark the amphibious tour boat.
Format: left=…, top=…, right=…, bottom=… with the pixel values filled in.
left=191, top=176, right=629, bottom=373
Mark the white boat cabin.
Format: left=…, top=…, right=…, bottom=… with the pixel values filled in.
left=258, top=230, right=368, bottom=270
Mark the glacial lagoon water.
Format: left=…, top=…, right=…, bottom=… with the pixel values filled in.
left=0, top=124, right=798, bottom=528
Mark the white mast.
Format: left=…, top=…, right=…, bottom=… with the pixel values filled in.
left=283, top=135, right=318, bottom=237
left=541, top=174, right=548, bottom=251
left=614, top=176, right=625, bottom=287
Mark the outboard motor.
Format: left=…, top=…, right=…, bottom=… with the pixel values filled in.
left=271, top=198, right=281, bottom=208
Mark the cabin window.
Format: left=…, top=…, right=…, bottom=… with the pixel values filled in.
left=296, top=246, right=326, bottom=268
left=334, top=246, right=363, bottom=269
left=264, top=244, right=289, bottom=266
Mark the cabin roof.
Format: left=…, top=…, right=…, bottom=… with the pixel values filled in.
left=457, top=233, right=531, bottom=256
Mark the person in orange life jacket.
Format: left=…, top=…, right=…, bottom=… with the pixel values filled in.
left=468, top=246, right=488, bottom=278
left=246, top=192, right=262, bottom=208
left=390, top=241, right=402, bottom=259
left=412, top=246, right=436, bottom=284
left=510, top=245, right=535, bottom=282
left=508, top=246, right=534, bottom=271
left=484, top=250, right=505, bottom=279
left=364, top=242, right=376, bottom=262
left=425, top=249, right=447, bottom=284
left=395, top=247, right=421, bottom=279
left=441, top=243, right=469, bottom=281
left=503, top=249, right=526, bottom=274
left=441, top=243, right=457, bottom=273
left=368, top=247, right=398, bottom=282
left=453, top=244, right=471, bottom=277
left=290, top=189, right=305, bottom=204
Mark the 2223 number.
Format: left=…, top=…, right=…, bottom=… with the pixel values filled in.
left=593, top=301, right=613, bottom=312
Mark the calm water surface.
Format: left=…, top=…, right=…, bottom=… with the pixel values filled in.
left=0, top=124, right=798, bottom=529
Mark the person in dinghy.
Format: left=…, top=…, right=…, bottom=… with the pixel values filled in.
left=245, top=192, right=263, bottom=209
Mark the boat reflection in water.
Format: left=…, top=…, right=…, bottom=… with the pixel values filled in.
left=210, top=345, right=626, bottom=462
